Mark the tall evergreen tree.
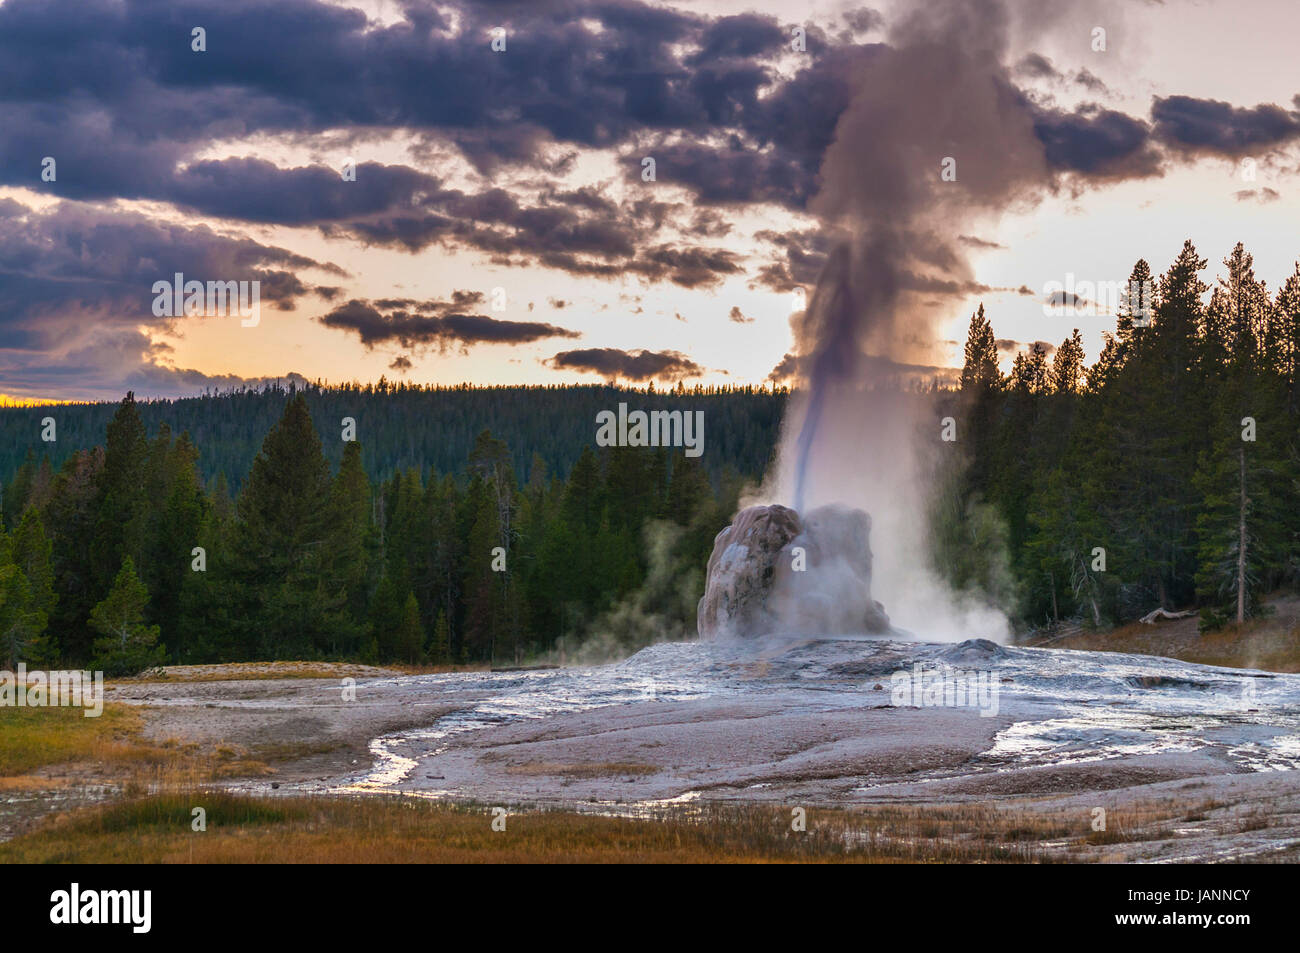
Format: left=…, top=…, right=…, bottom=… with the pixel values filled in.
left=88, top=556, right=165, bottom=675
left=231, top=394, right=348, bottom=658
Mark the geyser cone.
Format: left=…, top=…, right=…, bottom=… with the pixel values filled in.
left=697, top=503, right=890, bottom=641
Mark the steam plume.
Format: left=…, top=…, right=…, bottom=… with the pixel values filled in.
left=769, top=0, right=1080, bottom=640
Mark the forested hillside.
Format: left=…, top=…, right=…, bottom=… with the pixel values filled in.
left=0, top=389, right=752, bottom=670
left=1, top=239, right=1297, bottom=670
left=0, top=383, right=785, bottom=493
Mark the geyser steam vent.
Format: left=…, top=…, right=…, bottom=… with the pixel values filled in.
left=697, top=503, right=890, bottom=640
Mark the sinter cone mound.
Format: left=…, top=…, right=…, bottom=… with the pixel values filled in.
left=697, top=503, right=890, bottom=640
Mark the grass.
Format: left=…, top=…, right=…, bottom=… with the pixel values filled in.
left=116, top=659, right=490, bottom=684
left=6, top=790, right=1215, bottom=864
left=0, top=791, right=1060, bottom=863
left=1030, top=594, right=1300, bottom=672
left=0, top=782, right=1271, bottom=863
left=0, top=702, right=143, bottom=776
left=0, top=700, right=273, bottom=787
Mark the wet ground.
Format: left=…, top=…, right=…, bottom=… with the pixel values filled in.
left=99, top=636, right=1300, bottom=860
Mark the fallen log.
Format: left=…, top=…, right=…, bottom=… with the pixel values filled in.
left=1138, top=608, right=1197, bottom=625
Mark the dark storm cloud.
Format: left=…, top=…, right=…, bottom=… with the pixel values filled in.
left=751, top=228, right=839, bottom=292
left=1073, top=68, right=1108, bottom=94
left=0, top=0, right=1281, bottom=222
left=546, top=347, right=704, bottom=381
left=0, top=199, right=347, bottom=398
left=688, top=13, right=786, bottom=63
left=637, top=142, right=815, bottom=208
left=1015, top=53, right=1061, bottom=80
left=1, top=0, right=1295, bottom=403
left=0, top=200, right=341, bottom=332
left=1032, top=106, right=1162, bottom=178
left=841, top=7, right=885, bottom=34
left=167, top=159, right=443, bottom=225
left=319, top=298, right=581, bottom=350
left=1152, top=95, right=1300, bottom=156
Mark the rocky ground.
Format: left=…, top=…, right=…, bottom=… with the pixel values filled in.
left=72, top=636, right=1300, bottom=862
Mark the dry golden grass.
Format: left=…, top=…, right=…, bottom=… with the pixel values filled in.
left=116, top=659, right=489, bottom=684
left=1032, top=595, right=1300, bottom=672
left=0, top=774, right=73, bottom=792
left=0, top=791, right=1062, bottom=864
left=387, top=662, right=491, bottom=675
left=0, top=786, right=1243, bottom=864
left=0, top=703, right=144, bottom=776
left=0, top=701, right=275, bottom=788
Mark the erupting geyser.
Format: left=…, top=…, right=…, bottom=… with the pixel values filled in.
left=697, top=503, right=890, bottom=640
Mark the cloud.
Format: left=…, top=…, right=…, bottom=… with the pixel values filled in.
left=1033, top=105, right=1163, bottom=179
left=1043, top=290, right=1089, bottom=310
left=1015, top=53, right=1061, bottom=81
left=546, top=347, right=704, bottom=381
left=1152, top=95, right=1300, bottom=156
left=319, top=298, right=580, bottom=350
left=0, top=199, right=343, bottom=395
left=998, top=338, right=1055, bottom=355
left=728, top=306, right=753, bottom=323
left=1234, top=187, right=1281, bottom=203
left=841, top=7, right=884, bottom=34
left=689, top=13, right=786, bottom=63
left=958, top=234, right=1007, bottom=251
left=767, top=350, right=956, bottom=385
left=0, top=0, right=1294, bottom=401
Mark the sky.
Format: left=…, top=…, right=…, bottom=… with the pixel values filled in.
left=0, top=0, right=1298, bottom=401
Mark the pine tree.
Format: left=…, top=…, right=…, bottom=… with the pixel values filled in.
left=1050, top=329, right=1085, bottom=396
left=326, top=441, right=373, bottom=652
left=430, top=609, right=451, bottom=665
left=0, top=513, right=56, bottom=668
left=369, top=574, right=403, bottom=660
left=393, top=591, right=424, bottom=664
left=232, top=394, right=347, bottom=658
left=89, top=557, right=165, bottom=675
left=150, top=430, right=205, bottom=651
left=959, top=304, right=1000, bottom=392
left=43, top=448, right=105, bottom=662
left=92, top=392, right=150, bottom=596
left=462, top=476, right=503, bottom=661
left=1193, top=322, right=1289, bottom=626
left=2, top=449, right=37, bottom=529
